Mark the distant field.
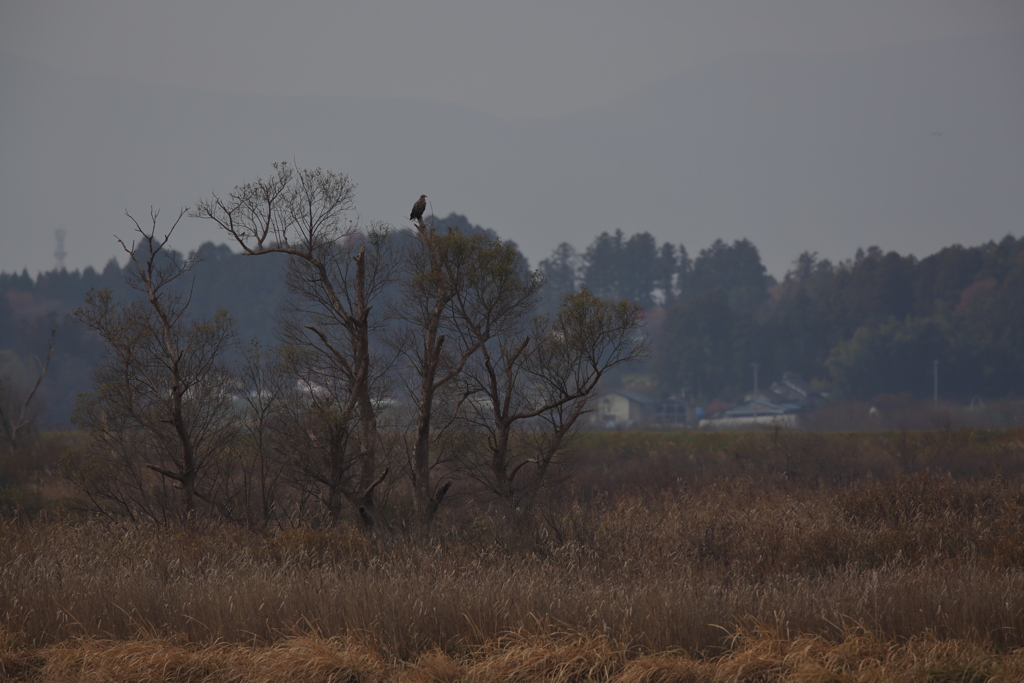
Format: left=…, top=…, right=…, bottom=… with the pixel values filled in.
left=570, top=426, right=1024, bottom=494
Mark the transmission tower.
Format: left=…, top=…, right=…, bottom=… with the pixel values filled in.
left=54, top=229, right=67, bottom=270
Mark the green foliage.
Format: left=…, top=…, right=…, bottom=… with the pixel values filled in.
left=827, top=315, right=953, bottom=400
left=537, top=242, right=579, bottom=315
left=686, top=238, right=773, bottom=314
left=6, top=169, right=1024, bottom=428
left=654, top=289, right=742, bottom=400
left=581, top=230, right=679, bottom=308
left=538, top=230, right=1024, bottom=402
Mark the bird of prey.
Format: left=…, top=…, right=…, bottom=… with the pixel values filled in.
left=410, top=194, right=427, bottom=222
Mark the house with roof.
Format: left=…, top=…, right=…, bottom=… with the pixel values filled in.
left=768, top=372, right=821, bottom=409
left=699, top=397, right=801, bottom=429
left=591, top=390, right=657, bottom=428
left=590, top=390, right=697, bottom=429
left=697, top=372, right=820, bottom=430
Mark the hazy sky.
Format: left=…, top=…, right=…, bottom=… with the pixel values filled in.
left=1, top=0, right=1022, bottom=278
left=4, top=0, right=1019, bottom=120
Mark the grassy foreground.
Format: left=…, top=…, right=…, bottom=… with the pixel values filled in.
left=3, top=429, right=1024, bottom=680
left=4, top=628, right=1024, bottom=682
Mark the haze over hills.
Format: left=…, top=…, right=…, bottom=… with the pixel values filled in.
left=1, top=31, right=1021, bottom=277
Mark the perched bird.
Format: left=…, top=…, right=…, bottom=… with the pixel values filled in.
left=410, top=194, right=427, bottom=222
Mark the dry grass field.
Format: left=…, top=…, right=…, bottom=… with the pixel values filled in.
left=3, top=428, right=1024, bottom=681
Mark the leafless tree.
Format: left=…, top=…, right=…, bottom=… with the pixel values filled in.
left=387, top=217, right=531, bottom=526
left=194, top=164, right=394, bottom=526
left=193, top=167, right=645, bottom=527
left=234, top=340, right=290, bottom=527
left=69, top=209, right=239, bottom=523
left=0, top=326, right=55, bottom=452
left=455, top=288, right=648, bottom=511
left=263, top=343, right=378, bottom=525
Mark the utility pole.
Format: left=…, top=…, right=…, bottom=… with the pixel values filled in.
left=933, top=359, right=939, bottom=408
left=752, top=363, right=760, bottom=421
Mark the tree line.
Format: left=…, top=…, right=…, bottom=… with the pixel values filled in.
left=2, top=184, right=1023, bottom=434
left=539, top=231, right=1024, bottom=403
left=0, top=215, right=506, bottom=426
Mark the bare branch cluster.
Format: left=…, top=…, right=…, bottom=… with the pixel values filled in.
left=0, top=326, right=55, bottom=451
left=66, top=165, right=648, bottom=530
left=70, top=210, right=238, bottom=523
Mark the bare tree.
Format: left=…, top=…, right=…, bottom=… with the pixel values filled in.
left=69, top=209, right=239, bottom=522
left=265, top=343, right=384, bottom=525
left=455, top=288, right=648, bottom=511
left=0, top=327, right=55, bottom=452
left=388, top=216, right=533, bottom=526
left=194, top=164, right=394, bottom=526
left=234, top=340, right=289, bottom=527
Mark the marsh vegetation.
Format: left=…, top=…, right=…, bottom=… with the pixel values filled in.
left=3, top=429, right=1024, bottom=681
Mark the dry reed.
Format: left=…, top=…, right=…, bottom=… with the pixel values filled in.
left=4, top=457, right=1024, bottom=680
left=4, top=626, right=1024, bottom=681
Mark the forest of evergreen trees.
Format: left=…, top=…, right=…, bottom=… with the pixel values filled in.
left=2, top=219, right=1023, bottom=427
left=541, top=230, right=1024, bottom=404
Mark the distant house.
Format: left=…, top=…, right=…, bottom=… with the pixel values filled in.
left=768, top=372, right=816, bottom=408
left=590, top=390, right=697, bottom=428
left=592, top=390, right=657, bottom=428
left=696, top=371, right=824, bottom=429
left=651, top=395, right=696, bottom=425
left=699, top=398, right=801, bottom=429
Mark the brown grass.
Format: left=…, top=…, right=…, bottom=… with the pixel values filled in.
left=4, top=430, right=1024, bottom=679
left=569, top=428, right=1024, bottom=494
left=4, top=626, right=1024, bottom=682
